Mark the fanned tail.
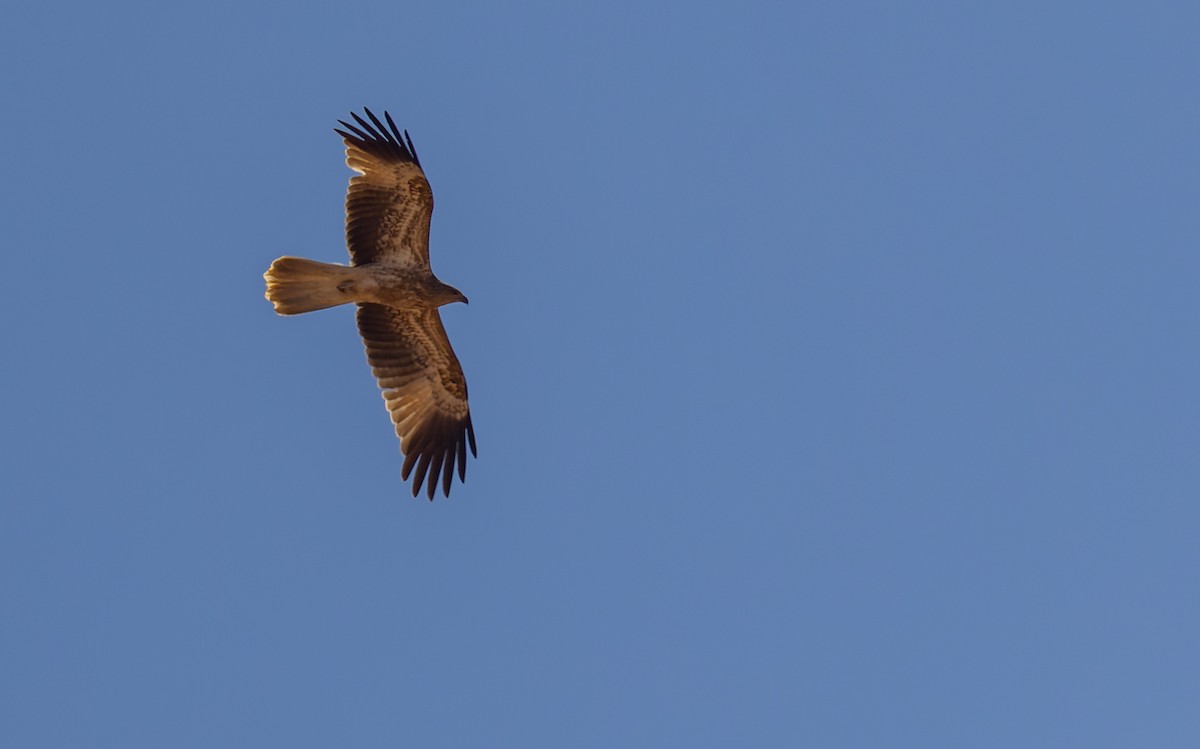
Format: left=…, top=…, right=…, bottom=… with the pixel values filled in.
left=264, top=257, right=356, bottom=315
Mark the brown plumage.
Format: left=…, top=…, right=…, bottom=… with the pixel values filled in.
left=264, top=109, right=476, bottom=499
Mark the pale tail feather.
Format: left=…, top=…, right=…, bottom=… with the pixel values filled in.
left=264, top=257, right=356, bottom=315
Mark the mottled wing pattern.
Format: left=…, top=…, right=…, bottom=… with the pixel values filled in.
left=335, top=109, right=433, bottom=269
left=357, top=303, right=476, bottom=499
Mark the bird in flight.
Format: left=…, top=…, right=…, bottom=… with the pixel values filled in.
left=264, top=109, right=476, bottom=499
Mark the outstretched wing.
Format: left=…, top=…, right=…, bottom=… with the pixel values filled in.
left=357, top=303, right=476, bottom=499
left=335, top=109, right=433, bottom=269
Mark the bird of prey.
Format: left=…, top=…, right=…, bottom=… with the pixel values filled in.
left=264, top=109, right=476, bottom=500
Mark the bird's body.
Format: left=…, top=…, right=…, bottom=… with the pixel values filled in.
left=267, top=258, right=465, bottom=313
left=264, top=109, right=476, bottom=499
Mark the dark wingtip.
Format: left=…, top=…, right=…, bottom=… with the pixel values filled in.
left=336, top=108, right=419, bottom=165
left=396, top=413, right=475, bottom=500
left=402, top=129, right=421, bottom=166
left=443, top=449, right=456, bottom=497
left=363, top=108, right=394, bottom=145
left=426, top=452, right=445, bottom=501
left=401, top=449, right=418, bottom=481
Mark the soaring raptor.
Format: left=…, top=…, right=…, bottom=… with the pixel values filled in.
left=264, top=109, right=476, bottom=499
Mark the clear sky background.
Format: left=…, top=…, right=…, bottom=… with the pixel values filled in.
left=2, top=1, right=1197, bottom=746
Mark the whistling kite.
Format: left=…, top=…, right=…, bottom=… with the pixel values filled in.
left=264, top=109, right=476, bottom=499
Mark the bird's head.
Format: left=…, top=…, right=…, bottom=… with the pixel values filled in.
left=431, top=280, right=469, bottom=307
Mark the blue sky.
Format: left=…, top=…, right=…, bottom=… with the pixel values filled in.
left=2, top=1, right=1198, bottom=746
